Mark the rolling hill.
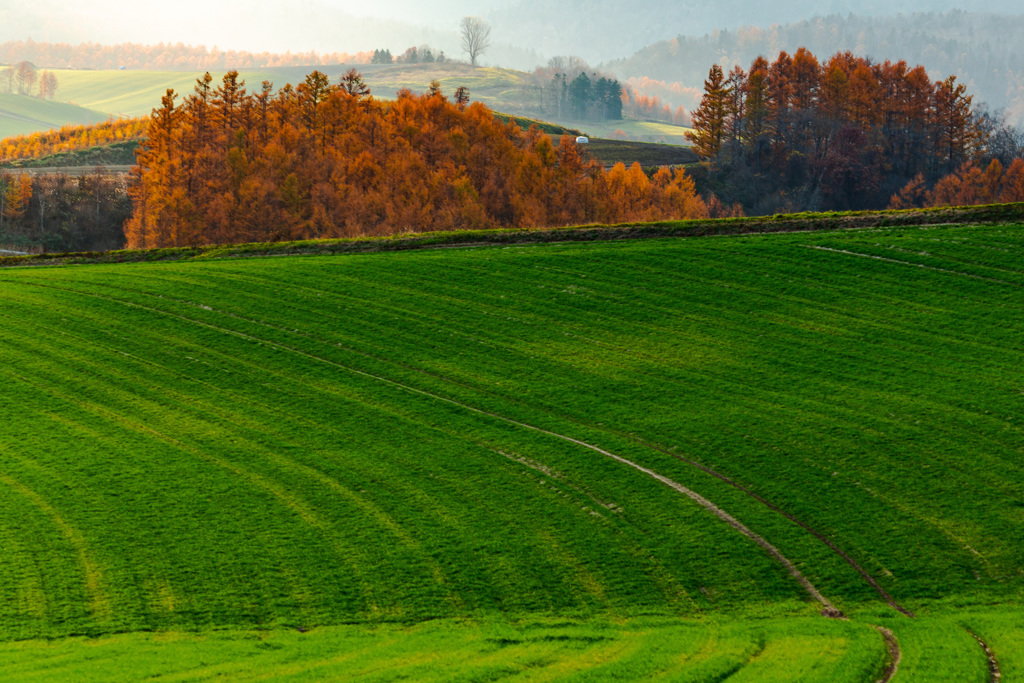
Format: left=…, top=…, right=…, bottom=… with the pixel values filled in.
left=0, top=221, right=1022, bottom=679
left=0, top=92, right=109, bottom=139
left=5, top=64, right=693, bottom=144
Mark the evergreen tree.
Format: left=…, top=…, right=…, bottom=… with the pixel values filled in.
left=686, top=64, right=732, bottom=158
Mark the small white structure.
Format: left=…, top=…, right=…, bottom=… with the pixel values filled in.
left=575, top=136, right=589, bottom=144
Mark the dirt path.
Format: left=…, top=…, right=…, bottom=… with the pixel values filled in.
left=872, top=627, right=901, bottom=683
left=966, top=628, right=1002, bottom=682
left=9, top=278, right=845, bottom=617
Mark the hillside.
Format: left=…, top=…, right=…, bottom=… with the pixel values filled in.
left=10, top=64, right=536, bottom=121
left=0, top=93, right=109, bottom=138
left=4, top=64, right=690, bottom=143
left=0, top=222, right=1022, bottom=678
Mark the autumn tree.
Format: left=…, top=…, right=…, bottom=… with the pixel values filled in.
left=340, top=68, right=370, bottom=98
left=2, top=173, right=32, bottom=224
left=686, top=64, right=732, bottom=158
left=724, top=66, right=747, bottom=143
left=932, top=75, right=976, bottom=174
left=124, top=69, right=716, bottom=249
left=460, top=16, right=491, bottom=67
left=15, top=61, right=36, bottom=95
left=37, top=70, right=58, bottom=99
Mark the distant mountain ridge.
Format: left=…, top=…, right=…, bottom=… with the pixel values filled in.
left=607, top=11, right=1024, bottom=125
left=485, top=0, right=1024, bottom=63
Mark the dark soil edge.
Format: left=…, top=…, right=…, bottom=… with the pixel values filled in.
left=1, top=203, right=1022, bottom=269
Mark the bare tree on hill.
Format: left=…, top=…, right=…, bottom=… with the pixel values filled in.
left=460, top=16, right=491, bottom=67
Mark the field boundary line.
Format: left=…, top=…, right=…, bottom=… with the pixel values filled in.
left=4, top=202, right=1024, bottom=269
left=965, top=627, right=1002, bottom=682
left=11, top=278, right=844, bottom=616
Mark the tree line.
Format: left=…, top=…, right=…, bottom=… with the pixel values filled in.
left=0, top=171, right=131, bottom=252
left=0, top=40, right=372, bottom=71
left=0, top=118, right=147, bottom=162
left=126, top=70, right=714, bottom=249
left=612, top=11, right=1024, bottom=127
left=686, top=48, right=1022, bottom=212
left=1, top=61, right=58, bottom=99
left=523, top=58, right=624, bottom=123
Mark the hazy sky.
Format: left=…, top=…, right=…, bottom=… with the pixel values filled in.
left=4, top=0, right=1020, bottom=66
left=2, top=0, right=498, bottom=52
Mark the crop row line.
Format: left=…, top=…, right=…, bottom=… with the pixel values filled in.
left=8, top=277, right=843, bottom=616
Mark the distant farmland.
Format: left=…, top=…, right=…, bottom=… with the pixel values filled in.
left=4, top=63, right=693, bottom=143
left=0, top=223, right=1022, bottom=680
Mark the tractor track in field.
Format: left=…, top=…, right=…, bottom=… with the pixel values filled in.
left=805, top=245, right=1022, bottom=287
left=872, top=626, right=901, bottom=683
left=966, top=627, right=1002, bottom=682
left=72, top=270, right=917, bottom=618
left=13, top=273, right=915, bottom=617
left=9, top=277, right=844, bottom=617
left=634, top=437, right=914, bottom=617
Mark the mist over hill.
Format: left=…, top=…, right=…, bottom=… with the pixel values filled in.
left=484, top=0, right=1023, bottom=63
left=608, top=11, right=1024, bottom=125
left=0, top=0, right=537, bottom=69
left=5, top=0, right=1023, bottom=68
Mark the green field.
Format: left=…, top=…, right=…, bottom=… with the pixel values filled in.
left=565, top=137, right=698, bottom=166
left=0, top=223, right=1022, bottom=679
left=0, top=93, right=109, bottom=139
left=20, top=64, right=535, bottom=121
left=564, top=119, right=694, bottom=144
left=11, top=65, right=692, bottom=147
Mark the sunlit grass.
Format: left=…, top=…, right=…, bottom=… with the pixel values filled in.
left=0, top=223, right=1022, bottom=678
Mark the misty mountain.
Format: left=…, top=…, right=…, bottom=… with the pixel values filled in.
left=485, top=0, right=1023, bottom=64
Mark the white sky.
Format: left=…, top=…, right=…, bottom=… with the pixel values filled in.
left=2, top=0, right=500, bottom=53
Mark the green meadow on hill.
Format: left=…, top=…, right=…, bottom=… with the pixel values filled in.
left=0, top=222, right=1022, bottom=680
left=0, top=92, right=109, bottom=139
left=6, top=64, right=692, bottom=142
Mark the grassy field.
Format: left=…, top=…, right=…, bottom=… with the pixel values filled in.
left=565, top=138, right=698, bottom=166
left=14, top=65, right=692, bottom=146
left=559, top=118, right=694, bottom=144
left=0, top=140, right=139, bottom=169
left=0, top=93, right=109, bottom=139
left=22, top=64, right=535, bottom=121
left=0, top=222, right=1022, bottom=678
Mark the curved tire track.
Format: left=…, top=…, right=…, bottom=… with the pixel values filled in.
left=0, top=468, right=111, bottom=621
left=635, top=438, right=914, bottom=617
left=966, top=627, right=1002, bottom=683
left=43, top=273, right=910, bottom=618
left=872, top=626, right=901, bottom=683
left=10, top=278, right=844, bottom=616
